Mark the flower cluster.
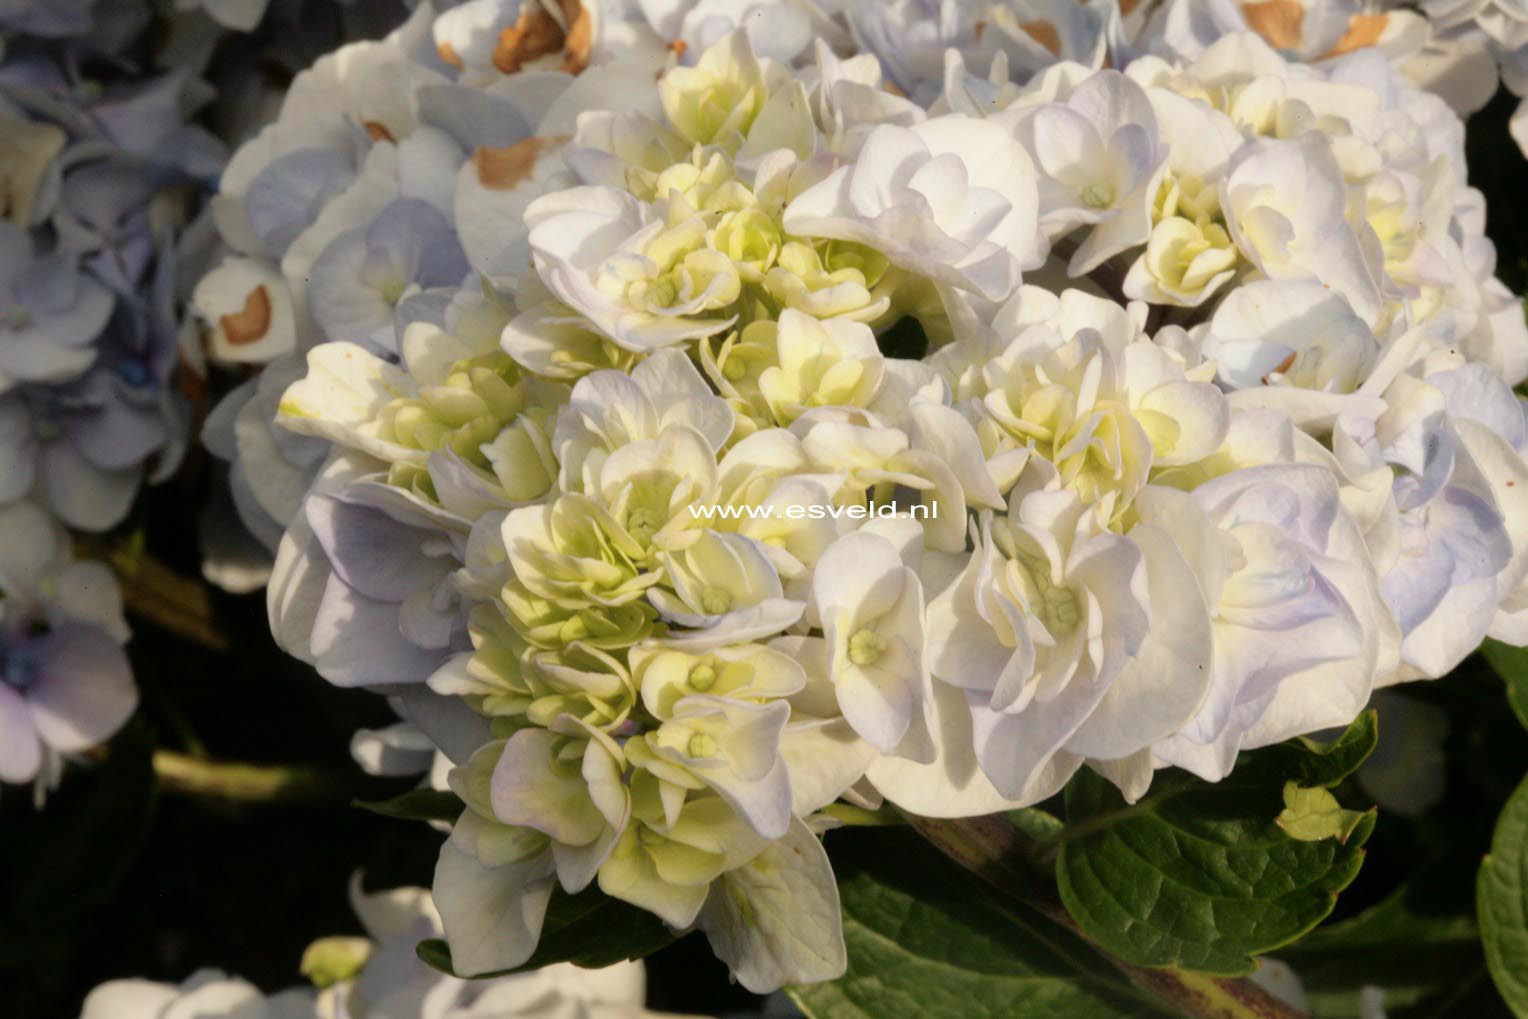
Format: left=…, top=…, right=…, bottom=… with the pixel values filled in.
left=0, top=33, right=211, bottom=532
left=185, top=0, right=1528, bottom=995
left=1107, top=0, right=1528, bottom=159
left=0, top=0, right=423, bottom=793
left=80, top=877, right=666, bottom=1019
left=193, top=0, right=609, bottom=586
left=0, top=3, right=231, bottom=792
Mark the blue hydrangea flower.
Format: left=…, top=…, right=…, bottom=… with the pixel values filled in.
left=0, top=57, right=226, bottom=184
left=0, top=367, right=167, bottom=530
left=308, top=196, right=469, bottom=346
left=0, top=499, right=133, bottom=789
left=0, top=45, right=209, bottom=534
left=0, top=219, right=114, bottom=387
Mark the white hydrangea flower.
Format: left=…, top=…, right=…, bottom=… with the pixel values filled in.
left=783, top=115, right=1044, bottom=302
left=1204, top=279, right=1385, bottom=429
left=81, top=971, right=318, bottom=1019
left=1119, top=84, right=1243, bottom=306
left=651, top=530, right=806, bottom=644
left=553, top=348, right=734, bottom=494
left=1005, top=68, right=1166, bottom=274
left=757, top=310, right=886, bottom=425
left=936, top=287, right=1229, bottom=517
left=211, top=1, right=1528, bottom=996
left=83, top=876, right=664, bottom=1019
left=1142, top=464, right=1400, bottom=781
left=1219, top=135, right=1383, bottom=327
left=811, top=527, right=936, bottom=762
left=921, top=461, right=1152, bottom=800
left=522, top=186, right=744, bottom=352
left=1333, top=360, right=1528, bottom=679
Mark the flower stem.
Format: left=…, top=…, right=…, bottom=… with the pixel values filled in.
left=908, top=813, right=1311, bottom=1019
left=820, top=802, right=906, bottom=827
left=152, top=751, right=347, bottom=803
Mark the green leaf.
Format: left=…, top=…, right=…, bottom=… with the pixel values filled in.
left=1240, top=711, right=1380, bottom=788
left=1478, top=771, right=1528, bottom=1017
left=1479, top=640, right=1528, bottom=731
left=355, top=788, right=464, bottom=823
left=788, top=828, right=1172, bottom=1019
left=1276, top=783, right=1366, bottom=843
left=1006, top=807, right=1065, bottom=843
left=1056, top=713, right=1379, bottom=976
left=416, top=885, right=677, bottom=978
left=416, top=937, right=454, bottom=975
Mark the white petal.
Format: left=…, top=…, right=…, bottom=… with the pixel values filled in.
left=1064, top=524, right=1213, bottom=758
left=0, top=686, right=41, bottom=784
left=433, top=839, right=555, bottom=977
left=27, top=625, right=136, bottom=753
left=699, top=818, right=846, bottom=993
left=867, top=681, right=1045, bottom=816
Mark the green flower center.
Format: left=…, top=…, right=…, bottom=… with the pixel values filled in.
left=1014, top=549, right=1081, bottom=636
left=627, top=507, right=664, bottom=545
left=847, top=627, right=886, bottom=666
left=1081, top=183, right=1113, bottom=209
left=687, top=662, right=717, bottom=691
left=382, top=352, right=523, bottom=467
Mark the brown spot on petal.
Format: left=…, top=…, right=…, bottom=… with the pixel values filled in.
left=973, top=19, right=986, bottom=42
left=1020, top=20, right=1061, bottom=56
left=1119, top=0, right=1143, bottom=16
left=1321, top=12, right=1389, bottom=58
left=473, top=135, right=568, bottom=190
left=559, top=0, right=593, bottom=74
left=1242, top=0, right=1305, bottom=51
left=493, top=3, right=566, bottom=75
left=1262, top=351, right=1298, bottom=384
left=437, top=41, right=463, bottom=70
left=364, top=121, right=396, bottom=143
left=221, top=286, right=272, bottom=347
left=670, top=38, right=688, bottom=61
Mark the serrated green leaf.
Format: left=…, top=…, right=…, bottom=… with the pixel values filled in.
left=1241, top=711, right=1380, bottom=788
left=355, top=788, right=463, bottom=823
left=1277, top=783, right=1366, bottom=843
left=1056, top=714, right=1379, bottom=976
left=788, top=829, right=1172, bottom=1019
left=416, top=885, right=677, bottom=979
left=1478, top=771, right=1528, bottom=1017
left=1479, top=640, right=1528, bottom=731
